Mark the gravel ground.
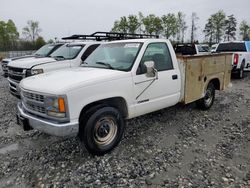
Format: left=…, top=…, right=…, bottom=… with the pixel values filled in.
left=0, top=67, right=250, bottom=188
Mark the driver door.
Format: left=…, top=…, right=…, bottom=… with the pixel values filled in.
left=132, top=42, right=181, bottom=117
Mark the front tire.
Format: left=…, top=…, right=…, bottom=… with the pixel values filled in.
left=79, top=106, right=125, bottom=155
left=196, top=82, right=215, bottom=110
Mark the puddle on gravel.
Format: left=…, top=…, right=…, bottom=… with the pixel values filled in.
left=219, top=96, right=232, bottom=105
left=0, top=143, right=19, bottom=154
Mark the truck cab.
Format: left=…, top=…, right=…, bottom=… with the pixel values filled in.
left=7, top=41, right=102, bottom=97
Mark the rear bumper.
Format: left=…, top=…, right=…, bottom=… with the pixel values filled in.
left=17, top=102, right=79, bottom=137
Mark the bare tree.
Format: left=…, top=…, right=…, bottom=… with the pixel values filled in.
left=190, top=12, right=199, bottom=43
left=22, top=20, right=42, bottom=43
left=176, top=12, right=187, bottom=43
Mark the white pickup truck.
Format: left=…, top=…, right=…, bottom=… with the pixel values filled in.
left=7, top=41, right=102, bottom=97
left=17, top=38, right=232, bottom=155
left=215, top=41, right=250, bottom=78
left=1, top=43, right=64, bottom=77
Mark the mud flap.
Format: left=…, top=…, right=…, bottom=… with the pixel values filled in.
left=16, top=115, right=33, bottom=131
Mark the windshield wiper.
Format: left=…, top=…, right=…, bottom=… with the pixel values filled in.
left=53, top=56, right=65, bottom=60
left=81, top=61, right=88, bottom=67
left=95, top=62, right=114, bottom=69
left=35, top=54, right=44, bottom=57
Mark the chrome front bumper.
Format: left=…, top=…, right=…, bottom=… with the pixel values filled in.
left=17, top=102, right=79, bottom=137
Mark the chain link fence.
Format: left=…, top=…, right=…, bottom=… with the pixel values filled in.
left=0, top=50, right=36, bottom=59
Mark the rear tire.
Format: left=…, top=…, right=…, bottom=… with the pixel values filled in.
left=237, top=66, right=244, bottom=79
left=79, top=106, right=125, bottom=155
left=196, top=82, right=215, bottom=110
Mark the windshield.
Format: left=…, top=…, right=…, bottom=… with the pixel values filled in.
left=82, top=42, right=142, bottom=71
left=50, top=44, right=84, bottom=60
left=197, top=45, right=209, bottom=53
left=34, top=44, right=57, bottom=57
left=216, top=43, right=246, bottom=52
left=212, top=46, right=217, bottom=50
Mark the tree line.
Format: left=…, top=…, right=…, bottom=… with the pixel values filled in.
left=111, top=10, right=250, bottom=45
left=1, top=10, right=250, bottom=51
left=0, top=19, right=46, bottom=51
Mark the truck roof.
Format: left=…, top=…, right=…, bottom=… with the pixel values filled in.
left=216, top=41, right=247, bottom=52
left=219, top=41, right=244, bottom=44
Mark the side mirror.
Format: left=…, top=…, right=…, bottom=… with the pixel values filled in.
left=144, top=61, right=157, bottom=78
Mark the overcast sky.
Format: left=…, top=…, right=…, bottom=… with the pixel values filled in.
left=1, top=0, right=250, bottom=41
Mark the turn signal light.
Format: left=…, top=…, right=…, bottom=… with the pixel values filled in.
left=58, top=98, right=66, bottom=113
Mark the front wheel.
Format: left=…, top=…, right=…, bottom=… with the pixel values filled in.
left=196, top=82, right=215, bottom=110
left=79, top=106, right=125, bottom=155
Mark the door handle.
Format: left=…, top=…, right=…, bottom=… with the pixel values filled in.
left=172, top=74, right=178, bottom=80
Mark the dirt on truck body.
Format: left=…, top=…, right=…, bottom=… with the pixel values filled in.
left=178, top=53, right=232, bottom=104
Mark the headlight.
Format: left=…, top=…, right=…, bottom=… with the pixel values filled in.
left=26, top=69, right=44, bottom=76
left=45, top=96, right=67, bottom=118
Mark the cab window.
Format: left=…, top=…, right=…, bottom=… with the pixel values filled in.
left=137, top=43, right=173, bottom=74
left=81, top=44, right=100, bottom=62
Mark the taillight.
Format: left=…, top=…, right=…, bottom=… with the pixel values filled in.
left=233, top=54, right=239, bottom=65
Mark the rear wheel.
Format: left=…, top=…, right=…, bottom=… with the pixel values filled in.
left=196, top=82, right=215, bottom=110
left=79, top=106, right=125, bottom=155
left=237, top=66, right=244, bottom=79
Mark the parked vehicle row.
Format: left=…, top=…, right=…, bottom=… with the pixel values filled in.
left=7, top=41, right=102, bottom=97
left=1, top=43, right=64, bottom=77
left=174, top=41, right=250, bottom=79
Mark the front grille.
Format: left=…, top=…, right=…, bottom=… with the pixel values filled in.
left=9, top=74, right=23, bottom=82
left=22, top=90, right=46, bottom=116
left=8, top=67, right=25, bottom=82
left=22, top=90, right=44, bottom=102
left=21, top=89, right=69, bottom=123
left=26, top=103, right=46, bottom=114
left=8, top=66, right=23, bottom=72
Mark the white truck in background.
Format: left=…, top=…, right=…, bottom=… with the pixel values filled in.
left=215, top=41, right=250, bottom=78
left=17, top=37, right=232, bottom=155
left=7, top=41, right=102, bottom=97
left=1, top=43, right=64, bottom=77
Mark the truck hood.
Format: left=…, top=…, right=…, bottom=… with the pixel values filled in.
left=20, top=67, right=129, bottom=94
left=3, top=55, right=35, bottom=63
left=7, top=57, right=56, bottom=69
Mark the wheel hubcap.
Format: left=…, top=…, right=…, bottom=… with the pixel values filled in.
left=204, top=89, right=213, bottom=106
left=94, top=116, right=117, bottom=146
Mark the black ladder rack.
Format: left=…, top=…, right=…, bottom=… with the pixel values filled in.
left=62, top=31, right=159, bottom=41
